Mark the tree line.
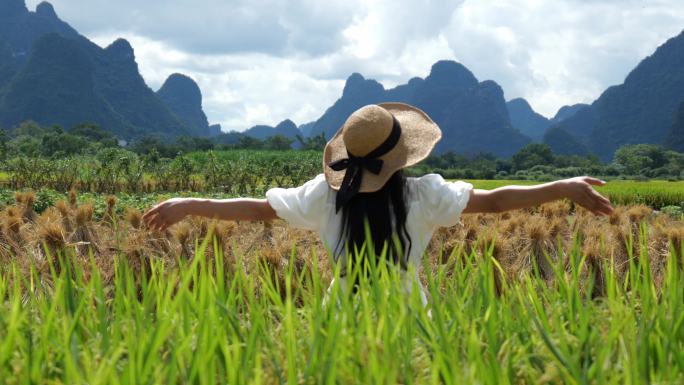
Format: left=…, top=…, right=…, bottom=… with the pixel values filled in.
left=413, top=143, right=684, bottom=180
left=0, top=121, right=682, bottom=183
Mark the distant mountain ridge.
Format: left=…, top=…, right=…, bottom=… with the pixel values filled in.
left=243, top=119, right=301, bottom=140
left=0, top=0, right=79, bottom=66
left=0, top=0, right=215, bottom=139
left=551, top=104, right=589, bottom=123
left=506, top=98, right=550, bottom=141
left=667, top=101, right=684, bottom=152
left=504, top=100, right=593, bottom=144
left=545, top=29, right=684, bottom=160
left=0, top=37, right=14, bottom=89
left=269, top=30, right=684, bottom=159
left=302, top=61, right=531, bottom=157
left=157, top=73, right=211, bottom=136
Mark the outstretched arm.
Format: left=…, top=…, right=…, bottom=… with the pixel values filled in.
left=142, top=197, right=277, bottom=232
left=463, top=176, right=613, bottom=216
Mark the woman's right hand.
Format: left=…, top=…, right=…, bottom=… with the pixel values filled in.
left=142, top=198, right=189, bottom=232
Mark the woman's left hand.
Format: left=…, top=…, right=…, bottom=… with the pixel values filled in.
left=557, top=176, right=614, bottom=216
left=142, top=198, right=189, bottom=232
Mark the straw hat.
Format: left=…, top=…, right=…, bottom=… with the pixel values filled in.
left=323, top=102, right=442, bottom=197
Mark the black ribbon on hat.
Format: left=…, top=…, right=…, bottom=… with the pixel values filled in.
left=328, top=115, right=402, bottom=213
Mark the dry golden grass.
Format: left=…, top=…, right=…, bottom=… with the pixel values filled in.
left=125, top=208, right=142, bottom=229
left=665, top=226, right=684, bottom=267
left=68, top=188, right=78, bottom=208
left=103, top=195, right=117, bottom=225
left=0, top=192, right=682, bottom=294
left=14, top=191, right=38, bottom=223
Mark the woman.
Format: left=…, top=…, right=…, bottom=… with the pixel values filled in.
left=142, top=103, right=613, bottom=304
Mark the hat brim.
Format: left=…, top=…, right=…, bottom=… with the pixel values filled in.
left=323, top=102, right=442, bottom=192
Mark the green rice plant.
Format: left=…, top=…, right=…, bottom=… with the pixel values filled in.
left=0, top=227, right=683, bottom=384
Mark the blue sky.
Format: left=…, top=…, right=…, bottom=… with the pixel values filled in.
left=25, top=0, right=684, bottom=132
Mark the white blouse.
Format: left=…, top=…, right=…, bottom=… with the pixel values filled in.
left=265, top=173, right=473, bottom=306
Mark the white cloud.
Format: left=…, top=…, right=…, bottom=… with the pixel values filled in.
left=444, top=0, right=684, bottom=117
left=25, top=0, right=684, bottom=128
left=88, top=33, right=346, bottom=132
left=27, top=0, right=357, bottom=55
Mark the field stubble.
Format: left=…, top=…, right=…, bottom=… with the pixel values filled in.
left=1, top=190, right=682, bottom=292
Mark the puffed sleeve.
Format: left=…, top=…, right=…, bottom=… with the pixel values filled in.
left=412, top=173, right=473, bottom=228
left=265, top=174, right=331, bottom=231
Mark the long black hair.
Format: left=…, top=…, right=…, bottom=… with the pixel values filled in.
left=334, top=170, right=412, bottom=277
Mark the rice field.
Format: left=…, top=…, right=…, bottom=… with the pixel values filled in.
left=1, top=191, right=684, bottom=383
left=468, top=179, right=684, bottom=209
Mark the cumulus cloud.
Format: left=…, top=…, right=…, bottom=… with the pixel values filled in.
left=84, top=33, right=346, bottom=132
left=25, top=0, right=684, bottom=129
left=27, top=0, right=358, bottom=56
left=445, top=0, right=684, bottom=117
